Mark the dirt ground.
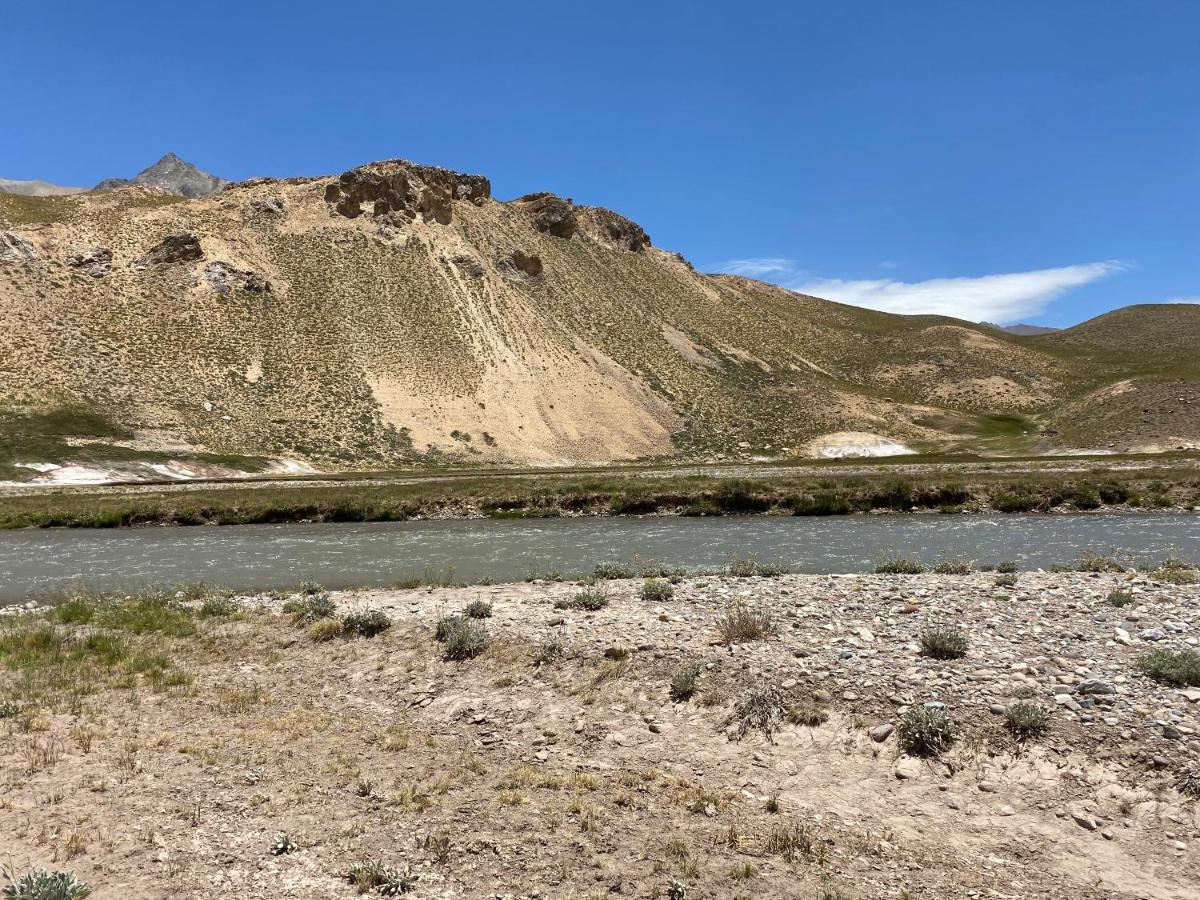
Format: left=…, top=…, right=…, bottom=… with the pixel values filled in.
left=2, top=571, right=1198, bottom=898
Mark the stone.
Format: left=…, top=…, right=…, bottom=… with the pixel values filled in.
left=581, top=207, right=650, bottom=252
left=250, top=196, right=285, bottom=215
left=520, top=193, right=577, bottom=239
left=1077, top=679, right=1117, bottom=696
left=1071, top=811, right=1097, bottom=831
left=894, top=757, right=923, bottom=780
left=869, top=723, right=894, bottom=742
left=0, top=231, right=38, bottom=263
left=202, top=261, right=270, bottom=294
left=324, top=160, right=489, bottom=225
left=498, top=249, right=543, bottom=280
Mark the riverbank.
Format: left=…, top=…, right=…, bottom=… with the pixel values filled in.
left=1, top=455, right=1198, bottom=528
left=2, top=572, right=1198, bottom=898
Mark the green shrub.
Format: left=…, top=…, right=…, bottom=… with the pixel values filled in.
left=0, top=699, right=19, bottom=719
left=270, top=833, right=298, bottom=856
left=609, top=493, right=657, bottom=515
left=713, top=479, right=770, bottom=513
left=1098, top=482, right=1130, bottom=504
left=441, top=619, right=489, bottom=661
left=1106, top=589, right=1134, bottom=607
left=1004, top=702, right=1048, bottom=740
left=920, top=627, right=969, bottom=660
left=435, top=614, right=465, bottom=642
left=681, top=498, right=722, bottom=517
left=669, top=663, right=701, bottom=702
left=592, top=562, right=634, bottom=580
left=932, top=558, right=973, bottom=575
left=992, top=492, right=1039, bottom=513
left=345, top=860, right=419, bottom=895
left=343, top=608, right=392, bottom=638
left=555, top=590, right=609, bottom=612
left=875, top=556, right=925, bottom=575
left=2, top=869, right=91, bottom=900
left=725, top=553, right=788, bottom=577
left=1138, top=649, right=1200, bottom=686
left=288, top=591, right=337, bottom=625
left=1077, top=552, right=1125, bottom=573
left=788, top=491, right=851, bottom=516
left=994, top=573, right=1018, bottom=587
left=532, top=638, right=564, bottom=666
left=995, top=560, right=1018, bottom=573
left=1070, top=484, right=1102, bottom=510
left=463, top=599, right=493, bottom=618
left=640, top=580, right=674, bottom=602
left=199, top=595, right=237, bottom=618
left=898, top=705, right=954, bottom=757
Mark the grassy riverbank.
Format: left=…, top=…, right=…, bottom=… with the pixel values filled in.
left=2, top=572, right=1198, bottom=898
left=1, top=457, right=1198, bottom=528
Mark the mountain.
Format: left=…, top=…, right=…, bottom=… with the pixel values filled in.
left=1, top=156, right=1197, bottom=475
left=982, top=322, right=1059, bottom=336
left=95, top=153, right=228, bottom=199
left=0, top=177, right=85, bottom=197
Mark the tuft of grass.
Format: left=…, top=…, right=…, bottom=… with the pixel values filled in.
left=1137, top=648, right=1200, bottom=687
left=725, top=553, right=789, bottom=577
left=898, top=705, right=954, bottom=757
left=532, top=638, right=564, bottom=666
left=994, top=573, right=1018, bottom=587
left=875, top=556, right=925, bottom=575
left=1004, top=702, right=1048, bottom=740
left=308, top=619, right=344, bottom=642
left=343, top=608, right=392, bottom=638
left=716, top=600, right=776, bottom=645
left=344, top=859, right=419, bottom=895
left=1076, top=552, right=1125, bottom=573
left=640, top=580, right=674, bottom=602
left=463, top=599, right=493, bottom=619
left=270, top=833, right=298, bottom=856
left=669, top=663, right=701, bottom=702
left=722, top=683, right=790, bottom=743
left=765, top=821, right=820, bottom=863
left=198, top=595, right=237, bottom=618
left=919, top=627, right=969, bottom=660
left=932, top=558, right=974, bottom=575
left=786, top=700, right=829, bottom=727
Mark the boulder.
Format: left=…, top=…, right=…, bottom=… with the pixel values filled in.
left=523, top=194, right=577, bottom=239
left=250, top=196, right=286, bottom=215
left=0, top=231, right=37, bottom=263
left=66, top=247, right=113, bottom=277
left=324, top=161, right=490, bottom=225
left=581, top=207, right=650, bottom=252
left=136, top=234, right=203, bottom=266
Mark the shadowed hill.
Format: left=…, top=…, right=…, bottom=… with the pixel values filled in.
left=0, top=157, right=1197, bottom=474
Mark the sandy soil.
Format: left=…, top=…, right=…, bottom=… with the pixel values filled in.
left=2, top=572, right=1198, bottom=898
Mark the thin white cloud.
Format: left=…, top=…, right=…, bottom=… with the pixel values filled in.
left=1164, top=297, right=1200, bottom=304
left=717, top=257, right=796, bottom=277
left=787, top=262, right=1127, bottom=324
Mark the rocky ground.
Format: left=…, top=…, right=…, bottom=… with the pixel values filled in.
left=2, top=571, right=1198, bottom=898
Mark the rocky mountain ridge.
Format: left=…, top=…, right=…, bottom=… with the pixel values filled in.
left=0, top=155, right=1197, bottom=477
left=95, top=152, right=227, bottom=199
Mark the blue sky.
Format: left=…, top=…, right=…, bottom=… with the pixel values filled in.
left=4, top=1, right=1197, bottom=325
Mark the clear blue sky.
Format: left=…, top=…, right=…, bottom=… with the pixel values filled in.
left=4, top=1, right=1197, bottom=325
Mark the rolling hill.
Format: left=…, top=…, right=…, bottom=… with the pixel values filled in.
left=0, top=157, right=1197, bottom=480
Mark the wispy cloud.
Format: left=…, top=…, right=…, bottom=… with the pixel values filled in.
left=790, top=262, right=1126, bottom=323
left=716, top=257, right=796, bottom=277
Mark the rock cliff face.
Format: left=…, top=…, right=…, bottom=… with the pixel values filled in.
left=0, top=154, right=1197, bottom=472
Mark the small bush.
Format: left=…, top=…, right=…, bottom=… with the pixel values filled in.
left=308, top=619, right=344, bottom=642
left=1150, top=560, right=1198, bottom=585
left=270, top=833, right=298, bottom=856
left=1098, top=482, right=1130, bottom=504
left=345, top=859, right=419, bottom=895
left=555, top=589, right=609, bottom=612
left=593, top=562, right=635, bottom=580
left=713, top=479, right=770, bottom=513
left=920, top=627, right=969, bottom=660
left=789, top=491, right=851, bottom=516
left=722, top=683, right=790, bottom=743
left=716, top=600, right=776, bottom=645
left=1071, top=486, right=1102, bottom=510
left=995, top=560, right=1018, bottom=574
left=435, top=614, right=464, bottom=642
left=1106, top=589, right=1134, bottom=607
left=640, top=580, right=674, bottom=602
left=670, top=663, right=701, bottom=702
left=875, top=556, right=925, bottom=575
left=1, top=869, right=91, bottom=900
left=994, top=574, right=1018, bottom=587
left=1004, top=702, right=1048, bottom=740
left=1077, top=552, right=1124, bottom=573
left=343, top=608, right=392, bottom=638
left=198, top=595, right=237, bottom=618
left=0, top=699, right=19, bottom=719
left=1138, top=648, right=1200, bottom=687
left=289, top=591, right=337, bottom=625
left=993, top=492, right=1039, bottom=513
left=898, top=705, right=954, bottom=757
left=441, top=619, right=489, bottom=661
left=532, top=638, right=564, bottom=666
left=463, top=599, right=493, bottom=619
left=932, top=558, right=973, bottom=575
left=725, top=553, right=789, bottom=577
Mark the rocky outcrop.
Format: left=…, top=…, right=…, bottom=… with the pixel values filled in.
left=498, top=249, right=543, bottom=280
left=581, top=207, right=650, bottom=252
left=450, top=254, right=485, bottom=278
left=136, top=234, right=203, bottom=267
left=517, top=193, right=577, bottom=239
left=0, top=232, right=38, bottom=263
left=249, top=196, right=286, bottom=216
left=201, top=261, right=270, bottom=294
left=324, top=161, right=490, bottom=226
left=66, top=247, right=113, bottom=277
